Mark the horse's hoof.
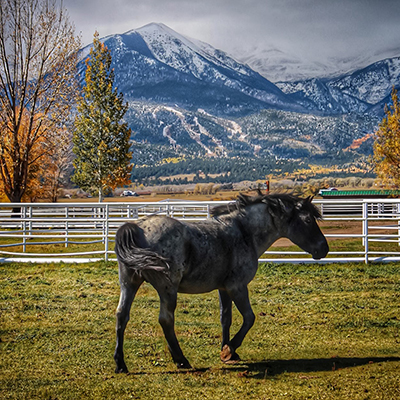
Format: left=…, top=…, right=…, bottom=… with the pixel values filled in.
left=115, top=365, right=128, bottom=373
left=220, top=345, right=241, bottom=364
left=176, top=361, right=192, bottom=369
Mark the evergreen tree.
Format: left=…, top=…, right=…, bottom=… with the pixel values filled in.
left=372, top=87, right=400, bottom=188
left=72, top=32, right=132, bottom=201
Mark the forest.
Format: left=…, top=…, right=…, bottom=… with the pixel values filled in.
left=131, top=154, right=375, bottom=186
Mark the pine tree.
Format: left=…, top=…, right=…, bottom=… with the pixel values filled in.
left=72, top=32, right=132, bottom=202
left=372, top=87, right=400, bottom=188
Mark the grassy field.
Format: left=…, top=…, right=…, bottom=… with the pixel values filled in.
left=1, top=261, right=399, bottom=399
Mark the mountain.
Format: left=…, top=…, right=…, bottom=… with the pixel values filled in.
left=276, top=56, right=400, bottom=115
left=78, top=23, right=400, bottom=118
left=233, top=44, right=340, bottom=83
left=234, top=43, right=400, bottom=83
left=79, top=23, right=303, bottom=117
left=76, top=23, right=400, bottom=181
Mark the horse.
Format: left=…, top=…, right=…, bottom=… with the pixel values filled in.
left=113, top=192, right=329, bottom=373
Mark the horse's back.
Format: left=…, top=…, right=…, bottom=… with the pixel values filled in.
left=137, top=214, right=187, bottom=248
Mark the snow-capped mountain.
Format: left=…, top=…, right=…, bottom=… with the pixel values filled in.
left=77, top=23, right=400, bottom=174
left=79, top=23, right=303, bottom=117
left=234, top=43, right=400, bottom=83
left=330, top=56, right=400, bottom=105
left=79, top=23, right=400, bottom=119
left=234, top=44, right=339, bottom=83
left=276, top=55, right=400, bottom=115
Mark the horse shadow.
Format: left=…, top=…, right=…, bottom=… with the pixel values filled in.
left=126, top=356, right=400, bottom=378
left=223, top=356, right=400, bottom=378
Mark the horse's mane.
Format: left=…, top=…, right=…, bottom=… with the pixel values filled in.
left=211, top=192, right=322, bottom=219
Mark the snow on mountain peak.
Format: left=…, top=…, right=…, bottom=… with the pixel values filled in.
left=128, top=22, right=252, bottom=78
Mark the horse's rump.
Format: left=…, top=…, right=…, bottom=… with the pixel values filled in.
left=115, top=222, right=170, bottom=272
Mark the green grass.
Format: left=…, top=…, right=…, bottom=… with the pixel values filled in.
left=1, top=261, right=399, bottom=399
left=0, top=231, right=110, bottom=256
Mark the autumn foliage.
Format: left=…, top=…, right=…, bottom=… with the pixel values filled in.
left=0, top=108, right=71, bottom=202
left=0, top=0, right=80, bottom=202
left=372, top=88, right=400, bottom=188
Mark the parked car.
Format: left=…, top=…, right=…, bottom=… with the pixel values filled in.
left=121, top=190, right=138, bottom=197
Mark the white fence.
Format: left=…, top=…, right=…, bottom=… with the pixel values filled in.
left=0, top=199, right=400, bottom=264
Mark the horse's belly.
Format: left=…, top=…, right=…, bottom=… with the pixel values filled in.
left=177, top=263, right=227, bottom=294
left=177, top=281, right=218, bottom=294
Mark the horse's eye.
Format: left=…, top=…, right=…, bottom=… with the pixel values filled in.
left=305, top=217, right=312, bottom=224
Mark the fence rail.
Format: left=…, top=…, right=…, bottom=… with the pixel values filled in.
left=1, top=199, right=400, bottom=264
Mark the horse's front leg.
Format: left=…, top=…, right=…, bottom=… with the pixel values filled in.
left=114, top=272, right=144, bottom=373
left=156, top=283, right=192, bottom=369
left=221, top=285, right=255, bottom=363
left=219, top=289, right=236, bottom=362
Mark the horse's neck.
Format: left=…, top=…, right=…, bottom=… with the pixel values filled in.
left=235, top=205, right=282, bottom=257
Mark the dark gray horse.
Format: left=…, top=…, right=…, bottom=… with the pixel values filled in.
left=114, top=193, right=329, bottom=373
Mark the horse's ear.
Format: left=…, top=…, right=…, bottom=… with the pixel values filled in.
left=297, top=196, right=313, bottom=210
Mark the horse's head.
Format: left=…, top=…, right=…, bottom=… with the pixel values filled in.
left=266, top=195, right=329, bottom=260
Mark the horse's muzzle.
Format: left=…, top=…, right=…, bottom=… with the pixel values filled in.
left=312, top=239, right=329, bottom=260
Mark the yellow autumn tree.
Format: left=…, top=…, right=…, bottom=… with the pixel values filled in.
left=0, top=0, right=80, bottom=202
left=372, top=88, right=400, bottom=188
left=0, top=107, right=71, bottom=202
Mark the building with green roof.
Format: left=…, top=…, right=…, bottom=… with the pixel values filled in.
left=319, top=189, right=400, bottom=199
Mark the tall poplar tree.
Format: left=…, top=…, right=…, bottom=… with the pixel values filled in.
left=372, top=87, right=400, bottom=188
left=72, top=32, right=132, bottom=202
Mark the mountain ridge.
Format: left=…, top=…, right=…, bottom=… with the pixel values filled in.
left=234, top=42, right=400, bottom=83
left=79, top=23, right=305, bottom=117
left=77, top=23, right=399, bottom=179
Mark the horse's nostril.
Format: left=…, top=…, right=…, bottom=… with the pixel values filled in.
left=312, top=240, right=329, bottom=260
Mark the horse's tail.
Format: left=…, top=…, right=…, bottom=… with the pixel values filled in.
left=115, top=222, right=170, bottom=273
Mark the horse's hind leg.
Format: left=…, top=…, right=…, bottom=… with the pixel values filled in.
left=114, top=272, right=144, bottom=373
left=151, top=278, right=192, bottom=369
left=220, top=285, right=255, bottom=363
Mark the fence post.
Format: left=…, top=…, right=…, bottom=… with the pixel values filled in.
left=65, top=206, right=69, bottom=248
left=398, top=203, right=400, bottom=247
left=362, top=201, right=369, bottom=264
left=22, top=205, right=27, bottom=253
left=104, top=204, right=109, bottom=262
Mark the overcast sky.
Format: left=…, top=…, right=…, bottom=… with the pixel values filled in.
left=63, top=0, right=400, bottom=62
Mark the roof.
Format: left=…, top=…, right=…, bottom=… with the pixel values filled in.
left=319, top=190, right=400, bottom=198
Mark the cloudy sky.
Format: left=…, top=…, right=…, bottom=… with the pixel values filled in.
left=63, top=0, right=400, bottom=62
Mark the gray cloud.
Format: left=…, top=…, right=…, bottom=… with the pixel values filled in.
left=63, top=0, right=400, bottom=62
